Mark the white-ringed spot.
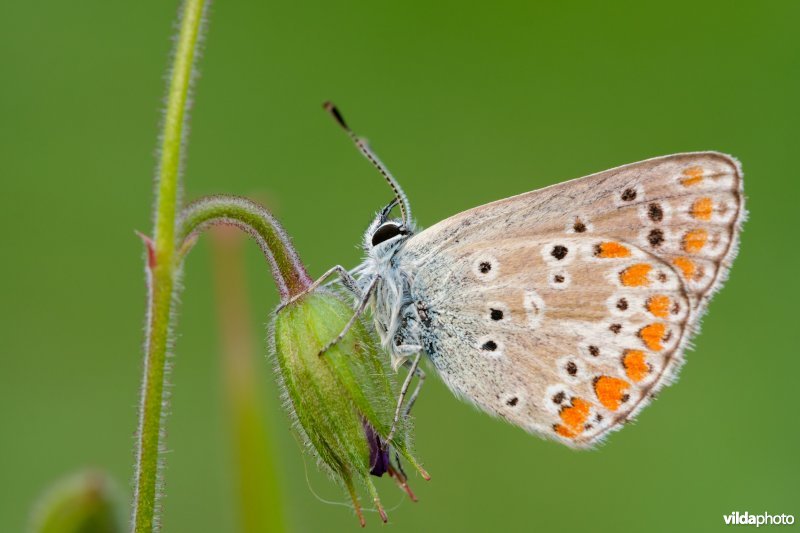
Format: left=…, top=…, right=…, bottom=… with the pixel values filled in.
left=486, top=301, right=510, bottom=323
left=544, top=385, right=574, bottom=415
left=549, top=271, right=570, bottom=289
left=616, top=185, right=643, bottom=206
left=477, top=335, right=504, bottom=359
left=541, top=241, right=576, bottom=265
left=608, top=294, right=635, bottom=316
left=472, top=255, right=499, bottom=281
left=557, top=355, right=583, bottom=382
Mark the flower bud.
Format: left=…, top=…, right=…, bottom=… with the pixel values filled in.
left=273, top=289, right=427, bottom=526
left=29, top=470, right=124, bottom=533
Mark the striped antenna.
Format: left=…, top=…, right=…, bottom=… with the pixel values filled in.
left=323, top=101, right=411, bottom=225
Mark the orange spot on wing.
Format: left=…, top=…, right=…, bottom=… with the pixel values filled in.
left=561, top=398, right=590, bottom=428
left=683, top=229, right=708, bottom=253
left=639, top=323, right=667, bottom=351
left=673, top=257, right=696, bottom=279
left=555, top=397, right=591, bottom=438
left=623, top=350, right=649, bottom=383
left=554, top=424, right=576, bottom=438
left=691, top=197, right=713, bottom=220
left=620, top=263, right=652, bottom=286
left=594, top=376, right=630, bottom=411
left=596, top=241, right=631, bottom=258
left=646, top=295, right=670, bottom=318
left=681, top=166, right=703, bottom=186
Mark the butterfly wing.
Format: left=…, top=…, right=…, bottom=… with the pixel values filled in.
left=399, top=152, right=744, bottom=448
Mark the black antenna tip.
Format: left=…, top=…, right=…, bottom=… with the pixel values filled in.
left=323, top=101, right=349, bottom=131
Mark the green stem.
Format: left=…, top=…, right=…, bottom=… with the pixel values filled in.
left=179, top=195, right=312, bottom=301
left=211, top=231, right=286, bottom=533
left=132, top=1, right=208, bottom=531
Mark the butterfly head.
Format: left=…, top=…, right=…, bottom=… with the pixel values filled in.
left=364, top=199, right=414, bottom=255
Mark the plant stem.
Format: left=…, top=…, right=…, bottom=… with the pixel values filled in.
left=179, top=195, right=312, bottom=301
left=132, top=1, right=208, bottom=531
left=211, top=229, right=286, bottom=533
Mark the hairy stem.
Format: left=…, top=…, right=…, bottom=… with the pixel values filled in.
left=132, top=0, right=208, bottom=531
left=179, top=195, right=312, bottom=301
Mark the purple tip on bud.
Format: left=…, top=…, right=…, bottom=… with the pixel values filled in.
left=362, top=418, right=391, bottom=477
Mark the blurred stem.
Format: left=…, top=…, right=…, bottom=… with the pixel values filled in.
left=179, top=195, right=312, bottom=302
left=132, top=0, right=208, bottom=531
left=211, top=229, right=286, bottom=533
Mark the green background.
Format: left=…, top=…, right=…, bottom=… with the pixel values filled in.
left=2, top=1, right=798, bottom=531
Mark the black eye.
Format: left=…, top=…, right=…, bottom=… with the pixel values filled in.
left=371, top=223, right=405, bottom=246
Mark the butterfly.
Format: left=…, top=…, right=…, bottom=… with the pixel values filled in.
left=304, top=102, right=745, bottom=449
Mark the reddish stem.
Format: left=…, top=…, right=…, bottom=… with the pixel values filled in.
left=178, top=195, right=313, bottom=301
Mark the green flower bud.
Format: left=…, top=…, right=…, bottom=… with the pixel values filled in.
left=29, top=470, right=124, bottom=533
left=178, top=195, right=428, bottom=525
left=273, top=289, right=427, bottom=526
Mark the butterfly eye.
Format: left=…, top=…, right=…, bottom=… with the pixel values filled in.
left=371, top=223, right=406, bottom=246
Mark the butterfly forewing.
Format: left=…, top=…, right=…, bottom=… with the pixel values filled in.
left=400, top=152, right=744, bottom=447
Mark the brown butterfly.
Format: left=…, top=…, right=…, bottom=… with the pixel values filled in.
left=302, top=103, right=745, bottom=448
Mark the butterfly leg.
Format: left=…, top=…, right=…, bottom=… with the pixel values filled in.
left=280, top=265, right=360, bottom=311
left=386, top=351, right=423, bottom=444
left=387, top=362, right=425, bottom=495
left=317, top=275, right=380, bottom=356
left=403, top=364, right=426, bottom=419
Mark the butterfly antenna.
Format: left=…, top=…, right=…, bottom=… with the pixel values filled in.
left=323, top=101, right=412, bottom=225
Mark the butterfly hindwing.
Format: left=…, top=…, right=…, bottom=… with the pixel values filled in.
left=400, top=152, right=744, bottom=447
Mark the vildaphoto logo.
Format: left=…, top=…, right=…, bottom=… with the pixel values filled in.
left=723, top=512, right=795, bottom=527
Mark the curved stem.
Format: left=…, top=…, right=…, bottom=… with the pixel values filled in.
left=132, top=0, right=208, bottom=531
left=179, top=195, right=312, bottom=302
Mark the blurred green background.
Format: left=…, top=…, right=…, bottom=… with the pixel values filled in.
left=2, top=1, right=798, bottom=531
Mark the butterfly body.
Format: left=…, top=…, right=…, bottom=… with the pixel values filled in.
left=353, top=151, right=744, bottom=448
